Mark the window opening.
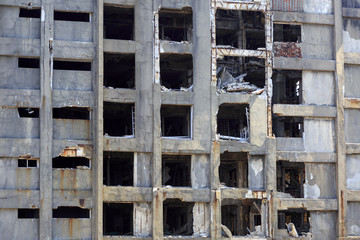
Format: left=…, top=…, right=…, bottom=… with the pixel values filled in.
left=18, top=58, right=39, bottom=68
left=274, top=24, right=301, bottom=42
left=277, top=161, right=305, bottom=198
left=18, top=159, right=37, bottom=168
left=273, top=116, right=303, bottom=137
left=219, top=152, right=248, bottom=188
left=53, top=60, right=91, bottom=71
left=18, top=108, right=39, bottom=118
left=163, top=199, right=194, bottom=236
left=161, top=105, right=191, bottom=138
left=18, top=209, right=39, bottom=219
left=53, top=207, right=90, bottom=218
left=103, top=152, right=133, bottom=186
left=104, top=53, right=135, bottom=89
left=53, top=107, right=90, bottom=120
left=52, top=156, right=90, bottom=169
left=103, top=203, right=133, bottom=235
left=162, top=155, right=191, bottom=187
left=159, top=8, right=193, bottom=42
left=217, top=104, right=249, bottom=141
left=19, top=8, right=41, bottom=18
left=278, top=209, right=310, bottom=237
left=103, top=102, right=135, bottom=137
left=54, top=11, right=90, bottom=22
left=273, top=70, right=302, bottom=104
left=104, top=6, right=134, bottom=40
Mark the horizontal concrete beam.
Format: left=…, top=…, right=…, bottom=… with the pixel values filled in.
left=220, top=141, right=266, bottom=154
left=344, top=98, right=360, bottom=109
left=0, top=37, right=40, bottom=57
left=103, top=237, right=152, bottom=240
left=216, top=1, right=265, bottom=12
left=160, top=41, right=192, bottom=54
left=344, top=52, right=360, bottom=65
left=216, top=48, right=266, bottom=59
left=162, top=139, right=210, bottom=154
left=163, top=188, right=211, bottom=202
left=0, top=0, right=41, bottom=7
left=221, top=188, right=267, bottom=200
left=53, top=140, right=92, bottom=158
left=218, top=93, right=252, bottom=105
left=53, top=41, right=94, bottom=60
left=273, top=11, right=334, bottom=25
left=161, top=91, right=194, bottom=105
left=0, top=190, right=39, bottom=208
left=0, top=138, right=40, bottom=158
left=53, top=90, right=95, bottom=108
left=103, top=0, right=136, bottom=6
left=347, top=190, right=360, bottom=201
left=273, top=57, right=335, bottom=71
left=276, top=137, right=304, bottom=151
left=277, top=198, right=338, bottom=211
left=104, top=136, right=149, bottom=152
left=0, top=89, right=40, bottom=107
left=53, top=190, right=93, bottom=208
left=54, top=0, right=94, bottom=12
left=273, top=104, right=336, bottom=118
left=103, top=186, right=152, bottom=202
left=104, top=39, right=136, bottom=53
left=104, top=88, right=136, bottom=103
left=154, top=0, right=192, bottom=9
left=346, top=143, right=360, bottom=155
left=343, top=7, right=360, bottom=19
left=277, top=151, right=336, bottom=163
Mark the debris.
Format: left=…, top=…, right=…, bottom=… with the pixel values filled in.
left=286, top=223, right=299, bottom=237
left=221, top=224, right=233, bottom=239
left=180, top=85, right=193, bottom=92
left=161, top=85, right=171, bottom=92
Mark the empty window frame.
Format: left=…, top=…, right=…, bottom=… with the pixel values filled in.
left=219, top=152, right=248, bottom=188
left=159, top=8, right=193, bottom=42
left=104, top=6, right=134, bottom=40
left=104, top=53, right=135, bottom=89
left=103, top=203, right=133, bottom=236
left=221, top=199, right=262, bottom=236
left=160, top=54, right=193, bottom=90
left=18, top=159, right=38, bottom=168
left=163, top=199, right=194, bottom=236
left=277, top=161, right=305, bottom=198
left=217, top=104, right=249, bottom=140
left=18, top=58, right=39, bottom=68
left=18, top=209, right=39, bottom=219
left=19, top=8, right=41, bottom=18
left=54, top=11, right=90, bottom=22
left=216, top=9, right=265, bottom=50
left=273, top=70, right=302, bottom=104
left=53, top=107, right=90, bottom=120
left=18, top=107, right=39, bottom=118
left=53, top=60, right=91, bottom=71
left=161, top=105, right=191, bottom=138
left=103, top=152, right=133, bottom=186
left=53, top=207, right=90, bottom=218
left=273, top=116, right=303, bottom=138
left=52, top=156, right=90, bottom=169
left=278, top=209, right=310, bottom=236
left=103, top=102, right=135, bottom=137
left=274, top=24, right=301, bottom=42
left=162, top=155, right=191, bottom=187
left=217, top=57, right=265, bottom=92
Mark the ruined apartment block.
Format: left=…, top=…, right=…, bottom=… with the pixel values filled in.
left=0, top=0, right=358, bottom=239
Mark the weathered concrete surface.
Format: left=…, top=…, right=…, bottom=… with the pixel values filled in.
left=54, top=21, right=93, bottom=42
left=53, top=70, right=93, bottom=91
left=134, top=202, right=152, bottom=237
left=277, top=151, right=336, bottom=163
left=302, top=24, right=333, bottom=60
left=311, top=211, right=337, bottom=240
left=345, top=109, right=360, bottom=143
left=345, top=65, right=360, bottom=98
left=276, top=138, right=304, bottom=151
left=347, top=202, right=360, bottom=236
left=52, top=218, right=91, bottom=240
left=248, top=155, right=265, bottom=190
left=277, top=199, right=337, bottom=211
left=303, top=0, right=333, bottom=14
left=191, top=154, right=210, bottom=189
left=304, top=163, right=336, bottom=199
left=302, top=71, right=335, bottom=105
left=346, top=155, right=360, bottom=190
left=52, top=169, right=92, bottom=190
left=344, top=18, right=360, bottom=53
left=193, top=202, right=210, bottom=237
left=304, top=119, right=335, bottom=152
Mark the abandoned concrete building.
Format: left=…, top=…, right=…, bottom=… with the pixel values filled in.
left=1, top=0, right=360, bottom=239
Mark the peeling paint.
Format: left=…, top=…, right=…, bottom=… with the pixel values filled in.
left=304, top=183, right=320, bottom=199
left=347, top=172, right=360, bottom=190
left=251, top=158, right=263, bottom=176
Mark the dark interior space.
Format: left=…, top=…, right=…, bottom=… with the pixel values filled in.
left=18, top=107, right=39, bottom=118
left=104, top=53, right=135, bottom=89
left=160, top=54, right=193, bottom=90
left=277, top=161, right=305, bottom=198
left=52, top=156, right=90, bottom=169
left=162, top=155, right=191, bottom=187
left=163, top=199, right=194, bottom=235
left=216, top=9, right=265, bottom=50
left=53, top=107, right=90, bottom=120
left=222, top=199, right=262, bottom=236
left=104, top=6, right=134, bottom=40
left=161, top=105, right=191, bottom=137
left=103, top=102, right=135, bottom=137
left=273, top=70, right=302, bottom=104
left=159, top=8, right=193, bottom=42
left=278, top=209, right=310, bottom=236
left=54, top=11, right=90, bottom=22
left=18, top=209, right=39, bottom=219
left=273, top=116, right=303, bottom=138
left=18, top=58, right=39, bottom=68
left=274, top=24, right=301, bottom=42
left=219, top=152, right=248, bottom=188
left=103, top=203, right=133, bottom=236
left=217, top=104, right=249, bottom=139
left=19, top=8, right=41, bottom=18
left=53, top=207, right=90, bottom=218
left=103, top=151, right=133, bottom=186
left=53, top=60, right=91, bottom=71
left=18, top=159, right=37, bottom=168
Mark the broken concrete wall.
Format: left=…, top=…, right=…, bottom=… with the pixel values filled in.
left=346, top=155, right=360, bottom=190
left=304, top=119, right=335, bottom=152
left=0, top=57, right=40, bottom=90
left=134, top=202, right=152, bottom=237
left=0, top=108, right=39, bottom=138
left=53, top=119, right=91, bottom=140
left=311, top=211, right=336, bottom=240
left=301, top=25, right=333, bottom=60
left=53, top=169, right=91, bottom=190
left=343, top=18, right=360, bottom=53
left=52, top=218, right=91, bottom=239
left=0, top=209, right=39, bottom=240
left=54, top=21, right=93, bottom=42
left=248, top=155, right=265, bottom=190
left=302, top=71, right=335, bottom=105
left=347, top=202, right=360, bottom=236
left=303, top=0, right=333, bottom=14
left=345, top=65, right=360, bottom=98
left=53, top=70, right=92, bottom=91
left=0, top=6, right=40, bottom=39
left=345, top=109, right=360, bottom=143
left=304, top=163, right=336, bottom=199
left=193, top=202, right=210, bottom=237
left=191, top=155, right=210, bottom=188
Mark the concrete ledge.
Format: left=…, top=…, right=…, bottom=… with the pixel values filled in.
left=0, top=190, right=40, bottom=208
left=273, top=57, right=335, bottom=71
left=104, top=88, right=136, bottom=103
left=160, top=41, right=192, bottom=54
left=216, top=48, right=266, bottom=58
left=162, top=139, right=210, bottom=154
left=0, top=37, right=40, bottom=57
left=53, top=41, right=94, bottom=60
left=273, top=104, right=336, bottom=118
left=277, top=198, right=338, bottom=211
left=154, top=0, right=192, bottom=9
left=103, top=0, right=136, bottom=6
left=0, top=89, right=40, bottom=107
left=104, top=39, right=136, bottom=53
left=343, top=7, right=360, bottom=19
left=344, top=52, right=360, bottom=65
left=0, top=138, right=40, bottom=158
left=220, top=141, right=265, bottom=153
left=104, top=136, right=140, bottom=152
left=344, top=98, right=360, bottom=109
left=273, top=11, right=334, bottom=25
left=346, top=143, right=360, bottom=154
left=163, top=188, right=211, bottom=202
left=276, top=138, right=304, bottom=151
left=103, top=186, right=153, bottom=202
left=221, top=188, right=267, bottom=200
left=53, top=190, right=93, bottom=208
left=277, top=151, right=336, bottom=163
left=161, top=91, right=194, bottom=105
left=53, top=90, right=95, bottom=108
left=166, top=238, right=210, bottom=240
left=347, top=190, right=360, bottom=201
left=218, top=93, right=252, bottom=105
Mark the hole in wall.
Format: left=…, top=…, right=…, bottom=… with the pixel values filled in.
left=52, top=156, right=90, bottom=169
left=163, top=199, right=194, bottom=236
left=273, top=70, right=302, bottom=104
left=19, top=8, right=41, bottom=18
left=103, top=152, right=133, bottom=186
left=103, top=102, right=135, bottom=137
left=104, top=53, right=135, bottom=89
left=53, top=107, right=90, bottom=120
left=103, top=203, right=133, bottom=235
left=53, top=60, right=91, bottom=71
left=219, top=152, right=248, bottom=188
left=217, top=104, right=249, bottom=140
left=159, top=8, right=193, bottom=42
left=18, top=58, right=40, bottom=69
left=18, top=108, right=39, bottom=118
left=162, top=155, right=191, bottom=187
left=274, top=24, right=301, bottom=42
left=54, top=11, right=90, bottom=22
left=18, top=209, right=39, bottom=219
left=53, top=207, right=90, bottom=218
left=104, top=6, right=134, bottom=40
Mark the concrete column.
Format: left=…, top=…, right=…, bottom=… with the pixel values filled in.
left=134, top=202, right=152, bottom=237
left=193, top=202, right=210, bottom=237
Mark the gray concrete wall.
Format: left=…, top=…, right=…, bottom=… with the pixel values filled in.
left=344, top=18, right=360, bottom=52
left=311, top=211, right=337, bottom=240
left=52, top=218, right=91, bottom=240
left=302, top=25, right=334, bottom=60
left=305, top=163, right=336, bottom=199
left=302, top=71, right=335, bottom=105
left=303, top=0, right=333, bottom=14
left=346, top=155, right=360, bottom=190
left=345, top=65, right=360, bottom=98
left=345, top=109, right=360, bottom=143
left=348, top=202, right=360, bottom=236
